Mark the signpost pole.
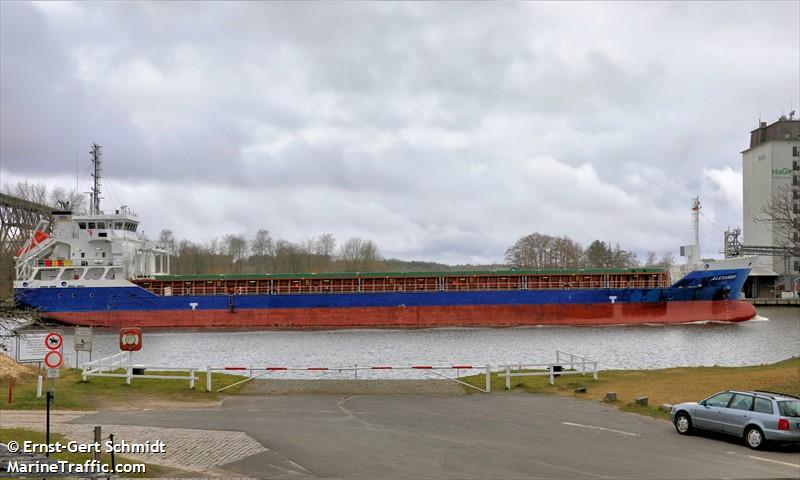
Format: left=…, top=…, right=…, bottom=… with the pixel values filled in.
left=127, top=351, right=133, bottom=385
left=45, top=391, right=53, bottom=457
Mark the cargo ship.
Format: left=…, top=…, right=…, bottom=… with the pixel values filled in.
left=12, top=147, right=756, bottom=328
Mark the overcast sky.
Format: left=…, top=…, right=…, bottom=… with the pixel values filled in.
left=1, top=1, right=798, bottom=264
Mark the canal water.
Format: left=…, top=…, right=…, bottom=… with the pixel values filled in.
left=3, top=307, right=798, bottom=379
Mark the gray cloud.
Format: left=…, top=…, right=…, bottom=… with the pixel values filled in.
left=1, top=1, right=798, bottom=263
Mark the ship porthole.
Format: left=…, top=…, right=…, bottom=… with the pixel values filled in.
left=57, top=293, right=63, bottom=299
left=61, top=281, right=67, bottom=287
left=22, top=282, right=28, bottom=287
left=89, top=292, right=95, bottom=298
left=71, top=293, right=76, bottom=298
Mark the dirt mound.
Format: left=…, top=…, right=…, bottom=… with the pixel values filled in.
left=0, top=352, right=34, bottom=380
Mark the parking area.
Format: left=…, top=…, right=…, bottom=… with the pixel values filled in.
left=73, top=393, right=799, bottom=478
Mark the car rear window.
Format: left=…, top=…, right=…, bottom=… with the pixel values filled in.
left=753, top=398, right=773, bottom=414
left=778, top=400, right=800, bottom=417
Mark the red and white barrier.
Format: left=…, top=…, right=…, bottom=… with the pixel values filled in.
left=214, top=364, right=479, bottom=371
left=208, top=364, right=491, bottom=393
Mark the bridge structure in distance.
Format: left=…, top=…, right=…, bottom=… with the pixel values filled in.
left=0, top=192, right=55, bottom=259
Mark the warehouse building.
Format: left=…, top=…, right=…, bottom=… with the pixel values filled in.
left=740, top=115, right=800, bottom=297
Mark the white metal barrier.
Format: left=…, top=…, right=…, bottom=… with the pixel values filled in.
left=81, top=351, right=198, bottom=388
left=80, top=352, right=597, bottom=393
left=80, top=356, right=492, bottom=392
left=81, top=351, right=130, bottom=380
left=498, top=350, right=600, bottom=388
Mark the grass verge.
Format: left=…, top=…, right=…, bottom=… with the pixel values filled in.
left=0, top=427, right=166, bottom=478
left=460, top=357, right=800, bottom=420
left=0, top=367, right=247, bottom=410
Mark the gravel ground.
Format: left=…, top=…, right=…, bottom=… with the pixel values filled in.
left=239, top=379, right=466, bottom=395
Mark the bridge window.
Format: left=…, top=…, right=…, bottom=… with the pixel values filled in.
left=60, top=268, right=84, bottom=280
left=88, top=222, right=96, bottom=229
left=105, top=267, right=122, bottom=279
left=115, top=222, right=123, bottom=229
left=78, top=222, right=86, bottom=229
left=85, top=268, right=105, bottom=280
left=33, top=269, right=60, bottom=281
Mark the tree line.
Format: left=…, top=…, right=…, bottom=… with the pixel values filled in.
left=159, top=230, right=674, bottom=276
left=158, top=229, right=386, bottom=275
left=503, top=233, right=675, bottom=270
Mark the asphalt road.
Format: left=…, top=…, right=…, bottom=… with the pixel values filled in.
left=75, top=393, right=800, bottom=479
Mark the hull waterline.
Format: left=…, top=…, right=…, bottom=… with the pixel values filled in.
left=45, top=300, right=756, bottom=329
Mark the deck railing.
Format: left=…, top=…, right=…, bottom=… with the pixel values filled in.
left=135, top=279, right=669, bottom=297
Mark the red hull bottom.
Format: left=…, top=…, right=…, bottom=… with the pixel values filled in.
left=48, top=301, right=757, bottom=329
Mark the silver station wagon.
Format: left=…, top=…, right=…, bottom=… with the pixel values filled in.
left=670, top=390, right=800, bottom=449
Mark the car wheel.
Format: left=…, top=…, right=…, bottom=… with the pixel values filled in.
left=674, top=412, right=693, bottom=435
left=744, top=426, right=765, bottom=450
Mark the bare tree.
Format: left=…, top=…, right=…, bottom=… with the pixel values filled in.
left=585, top=240, right=639, bottom=268
left=658, top=252, right=676, bottom=269
left=339, top=237, right=379, bottom=271
left=49, top=187, right=87, bottom=213
left=274, top=239, right=304, bottom=273
left=158, top=229, right=176, bottom=254
left=2, top=181, right=48, bottom=205
left=757, top=184, right=799, bottom=255
left=250, top=229, right=274, bottom=272
left=223, top=234, right=248, bottom=272
left=505, top=233, right=583, bottom=269
left=315, top=233, right=336, bottom=260
left=251, top=229, right=274, bottom=257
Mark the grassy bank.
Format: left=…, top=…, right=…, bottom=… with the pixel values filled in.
left=0, top=428, right=167, bottom=477
left=0, top=367, right=247, bottom=410
left=462, top=358, right=800, bottom=420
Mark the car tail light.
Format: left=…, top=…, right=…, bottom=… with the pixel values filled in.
left=778, top=418, right=789, bottom=431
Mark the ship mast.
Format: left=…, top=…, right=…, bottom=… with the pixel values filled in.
left=690, top=196, right=701, bottom=266
left=89, top=143, right=103, bottom=215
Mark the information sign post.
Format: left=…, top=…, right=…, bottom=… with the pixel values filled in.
left=43, top=331, right=63, bottom=392
left=74, top=326, right=93, bottom=368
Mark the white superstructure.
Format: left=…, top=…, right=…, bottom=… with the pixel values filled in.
left=13, top=144, right=169, bottom=290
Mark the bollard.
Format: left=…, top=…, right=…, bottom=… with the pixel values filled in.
left=485, top=366, right=491, bottom=393
left=36, top=375, right=43, bottom=399
left=548, top=365, right=554, bottom=385
left=126, top=366, right=132, bottom=385
left=93, top=426, right=102, bottom=464
left=604, top=392, right=617, bottom=402
left=7, top=377, right=15, bottom=404
left=46, top=392, right=53, bottom=457
left=505, top=366, right=511, bottom=390
left=593, top=363, right=599, bottom=381
left=189, top=369, right=196, bottom=389
left=109, top=433, right=116, bottom=473
left=660, top=403, right=673, bottom=412
left=574, top=386, right=587, bottom=393
left=635, top=396, right=648, bottom=407
left=206, top=366, right=212, bottom=392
